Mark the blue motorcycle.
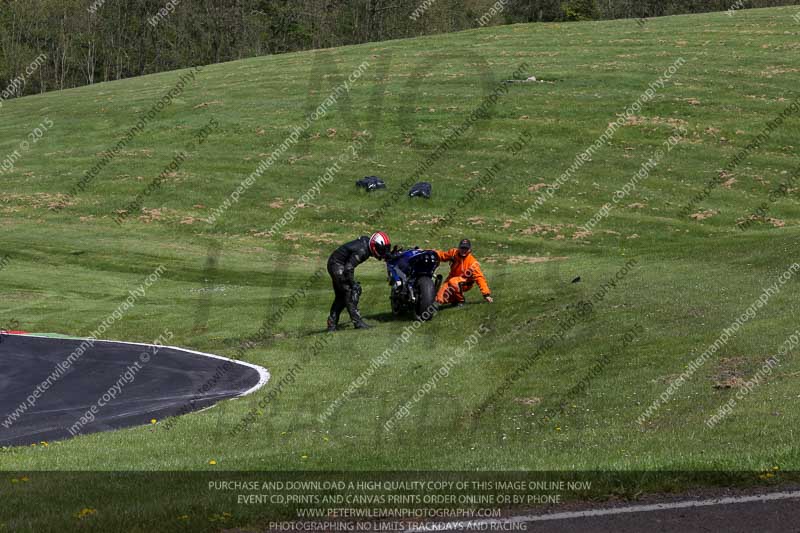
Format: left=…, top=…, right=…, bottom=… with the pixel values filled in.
left=386, top=247, right=442, bottom=321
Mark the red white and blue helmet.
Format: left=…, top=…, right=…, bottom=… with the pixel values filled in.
left=369, top=231, right=391, bottom=259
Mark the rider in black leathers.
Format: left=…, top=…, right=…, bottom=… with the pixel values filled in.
left=327, top=232, right=391, bottom=331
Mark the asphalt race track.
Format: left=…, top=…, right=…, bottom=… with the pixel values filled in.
left=0, top=333, right=269, bottom=446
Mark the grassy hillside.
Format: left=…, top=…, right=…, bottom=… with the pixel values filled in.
left=2, top=5, right=800, bottom=531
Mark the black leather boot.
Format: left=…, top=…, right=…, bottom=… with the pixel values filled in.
left=347, top=284, right=371, bottom=329
left=327, top=313, right=339, bottom=332
left=349, top=307, right=372, bottom=329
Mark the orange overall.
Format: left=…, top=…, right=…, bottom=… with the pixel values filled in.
left=435, top=249, right=491, bottom=304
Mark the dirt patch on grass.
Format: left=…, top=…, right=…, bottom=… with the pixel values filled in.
left=114, top=149, right=153, bottom=158
left=521, top=223, right=562, bottom=235
left=193, top=100, right=223, bottom=109
left=514, top=397, right=542, bottom=407
left=251, top=230, right=339, bottom=245
left=138, top=207, right=166, bottom=223
left=737, top=215, right=786, bottom=228
left=528, top=183, right=550, bottom=192
left=520, top=223, right=577, bottom=241
left=760, top=66, right=800, bottom=77
left=689, top=209, right=718, bottom=221
left=712, top=357, right=747, bottom=389
left=766, top=217, right=785, bottom=228
left=651, top=374, right=681, bottom=386
left=408, top=217, right=445, bottom=226
left=623, top=116, right=689, bottom=128
left=1, top=193, right=74, bottom=211
left=4, top=290, right=42, bottom=301
left=520, top=225, right=587, bottom=240
left=506, top=256, right=568, bottom=265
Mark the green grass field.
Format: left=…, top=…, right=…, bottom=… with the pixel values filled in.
left=2, top=5, right=800, bottom=531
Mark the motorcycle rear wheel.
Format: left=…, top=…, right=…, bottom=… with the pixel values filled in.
left=415, top=276, right=436, bottom=320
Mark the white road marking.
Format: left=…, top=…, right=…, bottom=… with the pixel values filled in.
left=404, top=490, right=800, bottom=532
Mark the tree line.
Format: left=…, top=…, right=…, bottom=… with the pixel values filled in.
left=0, top=0, right=796, bottom=99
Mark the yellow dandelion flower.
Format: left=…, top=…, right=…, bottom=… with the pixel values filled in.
left=301, top=454, right=308, bottom=459
left=150, top=419, right=157, bottom=424
left=76, top=508, right=97, bottom=519
left=208, top=459, right=217, bottom=465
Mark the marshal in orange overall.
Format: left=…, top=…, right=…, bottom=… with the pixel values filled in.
left=434, top=239, right=493, bottom=306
